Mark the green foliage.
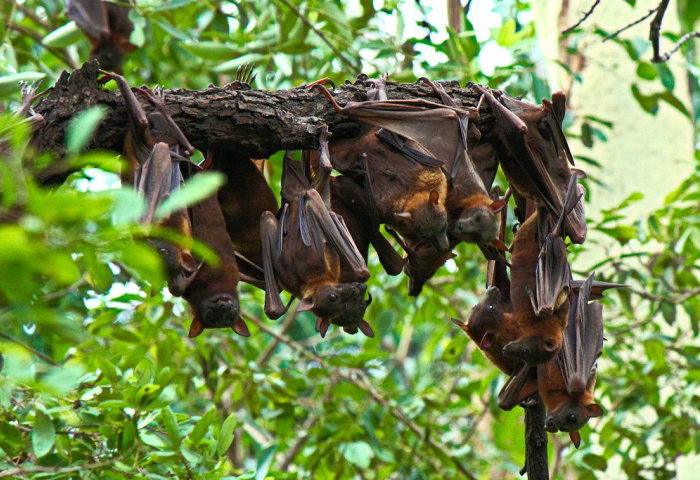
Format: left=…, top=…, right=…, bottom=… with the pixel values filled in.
left=1, top=1, right=699, bottom=479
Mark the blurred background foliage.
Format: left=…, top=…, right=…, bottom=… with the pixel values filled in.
left=0, top=0, right=698, bottom=478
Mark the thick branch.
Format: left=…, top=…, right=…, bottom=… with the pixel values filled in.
left=31, top=61, right=492, bottom=162
left=521, top=395, right=549, bottom=479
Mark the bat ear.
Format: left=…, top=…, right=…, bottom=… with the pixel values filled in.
left=569, top=431, right=581, bottom=449
left=450, top=317, right=468, bottom=332
left=448, top=252, right=457, bottom=259
left=297, top=297, right=315, bottom=312
left=543, top=338, right=559, bottom=352
left=479, top=332, right=495, bottom=349
left=489, top=198, right=506, bottom=213
left=231, top=317, right=251, bottom=337
left=586, top=403, right=604, bottom=418
left=358, top=320, right=374, bottom=338
left=429, top=189, right=440, bottom=205
left=188, top=317, right=205, bottom=338
left=315, top=317, right=330, bottom=338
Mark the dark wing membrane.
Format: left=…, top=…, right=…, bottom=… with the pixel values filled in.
left=375, top=129, right=443, bottom=168
left=281, top=152, right=312, bottom=202
left=559, top=273, right=604, bottom=396
left=136, top=143, right=174, bottom=224
left=66, top=0, right=109, bottom=40
left=497, top=363, right=538, bottom=411
left=533, top=235, right=571, bottom=315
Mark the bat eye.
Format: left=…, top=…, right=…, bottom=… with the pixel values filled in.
left=158, top=247, right=167, bottom=255
left=488, top=304, right=495, bottom=311
left=567, top=413, right=577, bottom=424
left=328, top=293, right=337, bottom=302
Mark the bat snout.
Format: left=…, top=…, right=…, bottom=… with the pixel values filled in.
left=455, top=209, right=499, bottom=243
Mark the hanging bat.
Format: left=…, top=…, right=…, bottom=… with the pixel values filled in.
left=260, top=153, right=372, bottom=338
left=98, top=71, right=197, bottom=296
left=474, top=85, right=586, bottom=244
left=66, top=0, right=137, bottom=73
left=538, top=273, right=606, bottom=448
left=183, top=193, right=249, bottom=338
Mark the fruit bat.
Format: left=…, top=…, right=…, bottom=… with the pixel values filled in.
left=502, top=175, right=585, bottom=365
left=538, top=273, right=606, bottom=448
left=260, top=153, right=372, bottom=338
left=183, top=193, right=249, bottom=338
left=474, top=85, right=586, bottom=244
left=312, top=80, right=455, bottom=252
left=98, top=71, right=197, bottom=296
left=66, top=0, right=137, bottom=73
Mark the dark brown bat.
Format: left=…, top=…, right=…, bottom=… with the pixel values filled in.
left=66, top=0, right=137, bottom=73
left=538, top=273, right=606, bottom=448
left=98, top=71, right=197, bottom=296
left=183, top=193, right=249, bottom=338
left=474, top=85, right=586, bottom=244
left=260, top=154, right=372, bottom=338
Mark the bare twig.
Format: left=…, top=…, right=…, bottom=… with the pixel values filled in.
left=0, top=460, right=117, bottom=478
left=256, top=307, right=298, bottom=366
left=652, top=31, right=700, bottom=63
left=649, top=0, right=671, bottom=62
left=6, top=24, right=77, bottom=69
left=0, top=332, right=59, bottom=366
left=274, top=0, right=359, bottom=71
left=561, top=0, right=601, bottom=35
left=603, top=7, right=658, bottom=42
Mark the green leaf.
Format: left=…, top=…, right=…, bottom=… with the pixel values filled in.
left=255, top=445, right=277, bottom=480
left=216, top=412, right=237, bottom=456
left=66, top=106, right=107, bottom=155
left=43, top=21, right=83, bottom=47
left=32, top=411, right=55, bottom=458
left=636, top=62, right=657, bottom=80
left=583, top=453, right=608, bottom=470
left=155, top=171, right=226, bottom=220
left=182, top=41, right=240, bottom=60
left=342, top=441, right=373, bottom=469
left=631, top=84, right=658, bottom=114
left=189, top=408, right=217, bottom=445
left=161, top=407, right=180, bottom=447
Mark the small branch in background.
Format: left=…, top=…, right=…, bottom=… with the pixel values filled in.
left=550, top=436, right=566, bottom=479
left=256, top=307, right=298, bottom=366
left=6, top=24, right=77, bottom=69
left=274, top=0, right=359, bottom=71
left=0, top=460, right=117, bottom=478
left=649, top=0, right=671, bottom=61
left=0, top=332, right=59, bottom=366
left=603, top=7, right=658, bottom=42
left=652, top=31, right=700, bottom=63
left=561, top=0, right=601, bottom=35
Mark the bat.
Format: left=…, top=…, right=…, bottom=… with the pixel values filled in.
left=330, top=175, right=406, bottom=276
left=501, top=174, right=585, bottom=365
left=66, top=0, right=137, bottom=73
left=183, top=193, right=249, bottom=338
left=98, top=71, right=197, bottom=296
left=474, top=85, right=586, bottom=244
left=538, top=273, right=606, bottom=448
left=312, top=79, right=454, bottom=252
left=260, top=152, right=372, bottom=338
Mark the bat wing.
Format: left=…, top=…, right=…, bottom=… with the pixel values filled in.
left=559, top=273, right=604, bottom=397
left=260, top=210, right=288, bottom=319
left=571, top=278, right=627, bottom=300
left=235, top=252, right=266, bottom=290
left=281, top=152, right=313, bottom=204
left=302, top=189, right=370, bottom=280
left=137, top=142, right=174, bottom=223
left=497, top=363, right=538, bottom=411
left=375, top=129, right=442, bottom=168
left=66, top=0, right=110, bottom=41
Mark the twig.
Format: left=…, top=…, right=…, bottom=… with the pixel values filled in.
left=629, top=286, right=700, bottom=305
left=561, top=0, right=601, bottom=35
left=603, top=7, right=658, bottom=42
left=6, top=23, right=77, bottom=69
left=521, top=395, right=548, bottom=479
left=652, top=31, right=700, bottom=63
left=245, top=313, right=475, bottom=479
left=0, top=332, right=59, bottom=366
left=274, top=0, right=359, bottom=71
left=0, top=460, right=116, bottom=477
left=649, top=0, right=671, bottom=62
left=256, top=307, right=298, bottom=366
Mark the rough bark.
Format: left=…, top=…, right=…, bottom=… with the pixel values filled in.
left=522, top=395, right=549, bottom=479
left=31, top=61, right=496, bottom=161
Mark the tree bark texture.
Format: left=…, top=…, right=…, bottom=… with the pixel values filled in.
left=523, top=395, right=549, bottom=479
left=31, top=61, right=498, bottom=160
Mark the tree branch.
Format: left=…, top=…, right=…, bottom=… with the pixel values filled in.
left=561, top=0, right=601, bottom=36
left=649, top=0, right=671, bottom=62
left=520, top=395, right=549, bottom=479
left=603, top=7, right=658, bottom=42
left=31, top=61, right=492, bottom=167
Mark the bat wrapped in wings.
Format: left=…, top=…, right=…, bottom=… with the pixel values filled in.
left=66, top=0, right=137, bottom=73
left=260, top=149, right=373, bottom=338
left=537, top=273, right=608, bottom=448
left=98, top=71, right=198, bottom=296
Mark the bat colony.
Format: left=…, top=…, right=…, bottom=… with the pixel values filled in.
left=38, top=0, right=626, bottom=450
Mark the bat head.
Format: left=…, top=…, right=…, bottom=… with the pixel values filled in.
left=150, top=239, right=199, bottom=296
left=453, top=205, right=500, bottom=244
left=394, top=189, right=449, bottom=251
left=502, top=334, right=560, bottom=365
left=299, top=282, right=372, bottom=337
left=465, top=286, right=506, bottom=348
left=93, top=43, right=125, bottom=73
left=545, top=402, right=604, bottom=443
left=188, top=292, right=249, bottom=338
